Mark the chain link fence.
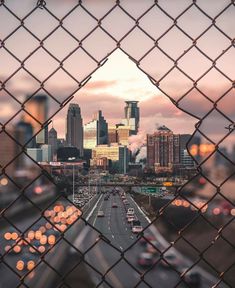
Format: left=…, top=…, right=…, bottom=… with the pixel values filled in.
left=0, top=0, right=234, bottom=287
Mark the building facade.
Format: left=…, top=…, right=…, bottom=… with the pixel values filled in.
left=121, top=101, right=139, bottom=135
left=91, top=144, right=129, bottom=174
left=48, top=127, right=57, bottom=160
left=23, top=94, right=48, bottom=145
left=108, top=124, right=131, bottom=146
left=179, top=134, right=195, bottom=167
left=84, top=110, right=108, bottom=149
left=27, top=148, right=43, bottom=162
left=147, top=126, right=180, bottom=173
left=66, top=103, right=83, bottom=156
left=108, top=125, right=117, bottom=144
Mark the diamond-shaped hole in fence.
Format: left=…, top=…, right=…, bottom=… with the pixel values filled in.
left=5, top=27, right=40, bottom=62
left=178, top=88, right=214, bottom=119
left=1, top=1, right=235, bottom=288
left=62, top=5, right=98, bottom=41
left=120, top=27, right=154, bottom=61
left=196, top=26, right=231, bottom=60
left=216, top=47, right=235, bottom=81
left=82, top=27, right=116, bottom=62
left=158, top=26, right=192, bottom=60
left=139, top=4, right=173, bottom=40
left=196, top=67, right=233, bottom=102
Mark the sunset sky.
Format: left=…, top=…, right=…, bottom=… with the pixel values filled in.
left=0, top=0, right=234, bottom=148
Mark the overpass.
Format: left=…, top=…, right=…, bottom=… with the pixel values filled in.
left=72, top=182, right=183, bottom=188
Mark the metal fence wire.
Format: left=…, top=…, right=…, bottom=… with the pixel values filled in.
left=0, top=0, right=234, bottom=287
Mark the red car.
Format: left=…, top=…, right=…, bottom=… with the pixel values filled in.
left=112, top=203, right=118, bottom=208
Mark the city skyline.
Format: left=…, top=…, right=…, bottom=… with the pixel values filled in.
left=1, top=2, right=234, bottom=288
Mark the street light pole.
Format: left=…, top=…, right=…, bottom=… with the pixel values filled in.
left=88, top=170, right=91, bottom=209
left=72, top=164, right=75, bottom=203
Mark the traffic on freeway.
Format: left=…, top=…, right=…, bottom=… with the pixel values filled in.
left=71, top=188, right=219, bottom=288
left=0, top=186, right=228, bottom=288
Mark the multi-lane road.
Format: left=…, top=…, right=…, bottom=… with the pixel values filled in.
left=73, top=189, right=223, bottom=288
left=0, top=188, right=228, bottom=288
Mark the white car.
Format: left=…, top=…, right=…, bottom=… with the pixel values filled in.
left=127, top=215, right=135, bottom=223
left=97, top=211, right=105, bottom=217
left=127, top=208, right=134, bottom=214
left=132, top=225, right=143, bottom=233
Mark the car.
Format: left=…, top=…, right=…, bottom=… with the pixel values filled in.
left=137, top=252, right=156, bottom=268
left=160, top=252, right=181, bottom=269
left=181, top=269, right=201, bottom=287
left=132, top=225, right=143, bottom=233
left=104, top=196, right=109, bottom=201
left=112, top=203, right=118, bottom=208
left=126, top=212, right=134, bottom=219
left=97, top=210, right=105, bottom=217
left=127, top=208, right=134, bottom=214
left=132, top=220, right=141, bottom=227
left=127, top=215, right=135, bottom=223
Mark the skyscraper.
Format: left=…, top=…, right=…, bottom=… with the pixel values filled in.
left=108, top=125, right=118, bottom=144
left=66, top=103, right=83, bottom=156
left=122, top=101, right=139, bottom=135
left=15, top=119, right=35, bottom=148
left=48, top=127, right=58, bottom=160
left=91, top=144, right=129, bottom=174
left=23, top=94, right=49, bottom=145
left=84, top=110, right=108, bottom=149
left=108, top=123, right=131, bottom=146
left=147, top=125, right=180, bottom=173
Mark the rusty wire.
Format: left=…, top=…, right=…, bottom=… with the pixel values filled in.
left=0, top=0, right=234, bottom=287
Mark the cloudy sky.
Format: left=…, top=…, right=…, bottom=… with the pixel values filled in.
left=0, top=0, right=234, bottom=148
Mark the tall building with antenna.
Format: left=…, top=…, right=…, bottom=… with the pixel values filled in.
left=23, top=94, right=49, bottom=145
left=122, top=101, right=139, bottom=135
left=66, top=103, right=83, bottom=157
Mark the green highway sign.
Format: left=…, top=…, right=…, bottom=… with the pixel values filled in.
left=141, top=187, right=160, bottom=194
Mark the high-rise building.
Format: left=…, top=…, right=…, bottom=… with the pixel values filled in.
left=15, top=119, right=35, bottom=148
left=57, top=138, right=66, bottom=149
left=147, top=125, right=179, bottom=173
left=108, top=124, right=131, bottom=146
left=121, top=101, right=139, bottom=135
left=84, top=110, right=108, bottom=149
left=23, top=95, right=49, bottom=145
left=48, top=127, right=57, bottom=160
left=179, top=134, right=194, bottom=167
left=26, top=145, right=52, bottom=163
left=117, top=125, right=131, bottom=146
left=66, top=103, right=83, bottom=156
left=108, top=125, right=117, bottom=144
left=91, top=144, right=129, bottom=174
left=41, top=144, right=52, bottom=162
left=26, top=148, right=43, bottom=162
left=0, top=128, right=18, bottom=177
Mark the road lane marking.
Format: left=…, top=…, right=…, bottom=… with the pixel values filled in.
left=86, top=195, right=103, bottom=221
left=93, top=196, right=106, bottom=226
left=87, top=234, right=123, bottom=288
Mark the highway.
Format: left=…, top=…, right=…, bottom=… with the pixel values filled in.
left=74, top=189, right=219, bottom=288
left=0, top=188, right=228, bottom=288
